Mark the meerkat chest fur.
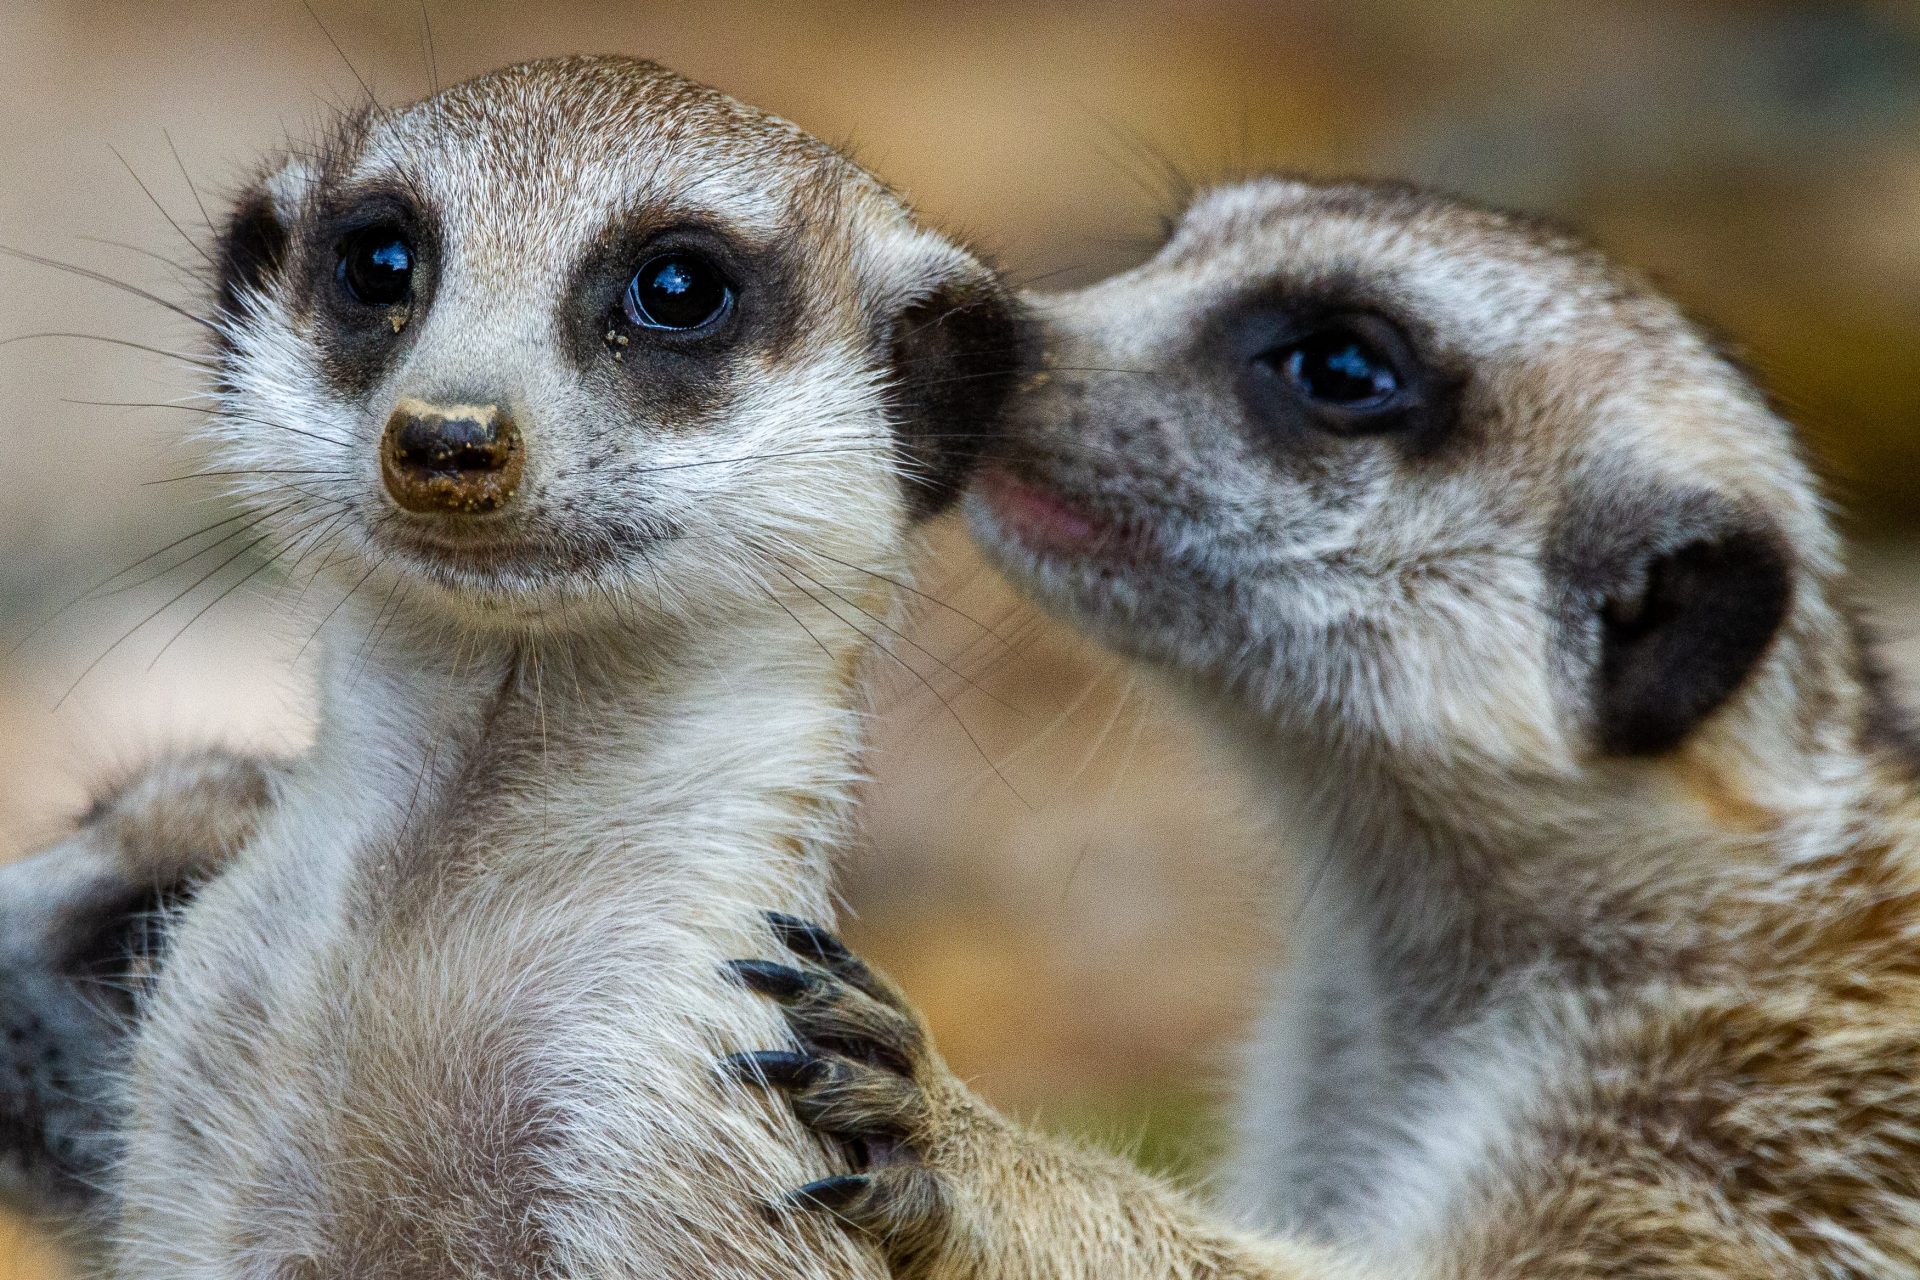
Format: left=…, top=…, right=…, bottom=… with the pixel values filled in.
left=123, top=603, right=881, bottom=1278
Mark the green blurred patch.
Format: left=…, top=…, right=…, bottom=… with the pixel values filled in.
left=1033, top=1076, right=1228, bottom=1183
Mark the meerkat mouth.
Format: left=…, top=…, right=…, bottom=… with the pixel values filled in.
left=372, top=517, right=670, bottom=609
left=974, top=466, right=1155, bottom=564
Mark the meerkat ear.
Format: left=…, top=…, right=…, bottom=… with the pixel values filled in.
left=873, top=233, right=1030, bottom=518
left=213, top=157, right=312, bottom=321
left=1589, top=515, right=1793, bottom=755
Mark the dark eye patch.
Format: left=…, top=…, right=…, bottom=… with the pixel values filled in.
left=1215, top=279, right=1462, bottom=459
left=306, top=184, right=440, bottom=399
left=559, top=212, right=809, bottom=434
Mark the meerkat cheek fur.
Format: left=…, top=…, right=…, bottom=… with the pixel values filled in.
left=9, top=56, right=1027, bottom=1280
left=735, top=174, right=1920, bottom=1279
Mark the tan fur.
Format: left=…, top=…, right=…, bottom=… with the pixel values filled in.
left=86, top=750, right=280, bottom=887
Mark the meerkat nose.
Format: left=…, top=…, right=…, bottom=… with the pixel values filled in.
left=380, top=397, right=525, bottom=515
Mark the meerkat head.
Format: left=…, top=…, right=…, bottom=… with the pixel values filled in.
left=211, top=56, right=1022, bottom=637
left=974, top=177, right=1852, bottom=801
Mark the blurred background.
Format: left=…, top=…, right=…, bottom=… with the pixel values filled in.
left=2, top=1, right=1918, bottom=1273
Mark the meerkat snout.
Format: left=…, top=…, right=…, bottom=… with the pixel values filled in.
left=380, top=397, right=524, bottom=514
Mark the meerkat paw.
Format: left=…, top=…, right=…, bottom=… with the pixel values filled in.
left=726, top=914, right=1366, bottom=1280
left=724, top=913, right=960, bottom=1266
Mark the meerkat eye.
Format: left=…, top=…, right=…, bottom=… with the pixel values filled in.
left=335, top=226, right=414, bottom=307
left=1238, top=309, right=1449, bottom=446
left=624, top=253, right=734, bottom=332
left=1273, top=327, right=1403, bottom=410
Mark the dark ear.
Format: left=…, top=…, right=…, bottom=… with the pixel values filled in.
left=883, top=264, right=1030, bottom=519
left=1592, top=520, right=1793, bottom=755
left=212, top=159, right=309, bottom=327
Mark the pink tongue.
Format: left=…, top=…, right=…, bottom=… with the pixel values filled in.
left=978, top=468, right=1108, bottom=552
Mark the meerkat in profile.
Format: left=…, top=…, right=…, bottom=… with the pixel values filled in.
left=732, top=176, right=1920, bottom=1278
left=0, top=53, right=1061, bottom=1280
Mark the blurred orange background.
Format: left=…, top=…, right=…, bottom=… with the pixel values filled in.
left=3, top=2, right=1919, bottom=1274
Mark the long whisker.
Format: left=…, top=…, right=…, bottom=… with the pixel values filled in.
left=1082, top=671, right=1147, bottom=796
left=205, top=411, right=356, bottom=450
left=347, top=574, right=408, bottom=689
left=398, top=620, right=475, bottom=836
left=803, top=550, right=1015, bottom=652
left=1061, top=681, right=1150, bottom=906
left=61, top=397, right=213, bottom=412
left=143, top=504, right=344, bottom=670
left=106, top=143, right=215, bottom=268
left=287, top=527, right=355, bottom=614
left=0, top=330, right=215, bottom=369
left=783, top=562, right=1025, bottom=719
left=0, top=244, right=217, bottom=334
left=418, top=0, right=440, bottom=94
left=965, top=651, right=1123, bottom=789
left=280, top=509, right=354, bottom=591
left=1009, top=262, right=1095, bottom=290
left=88, top=504, right=301, bottom=602
left=163, top=130, right=213, bottom=231
left=759, top=581, right=838, bottom=668
left=143, top=467, right=354, bottom=486
left=54, top=516, right=291, bottom=709
left=530, top=636, right=550, bottom=829
left=776, top=564, right=1031, bottom=811
left=73, top=236, right=199, bottom=278
left=302, top=1, right=378, bottom=106
left=2, top=508, right=265, bottom=660
left=299, top=561, right=379, bottom=662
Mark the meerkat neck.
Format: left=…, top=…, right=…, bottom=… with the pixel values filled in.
left=1214, top=619, right=1920, bottom=994
left=272, top=588, right=881, bottom=919
left=1221, top=646, right=1920, bottom=1237
left=1274, top=724, right=1901, bottom=1000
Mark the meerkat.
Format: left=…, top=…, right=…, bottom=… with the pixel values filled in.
left=0, top=53, right=1057, bottom=1280
left=1, top=748, right=281, bottom=1275
left=731, top=175, right=1920, bottom=1279
left=0, top=749, right=278, bottom=1222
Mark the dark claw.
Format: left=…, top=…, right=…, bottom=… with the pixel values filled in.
left=765, top=912, right=854, bottom=966
left=723, top=958, right=816, bottom=999
left=787, top=1173, right=871, bottom=1215
left=721, top=1049, right=823, bottom=1089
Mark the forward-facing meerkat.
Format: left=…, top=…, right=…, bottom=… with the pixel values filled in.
left=2, top=53, right=1054, bottom=1280
left=733, top=176, right=1920, bottom=1278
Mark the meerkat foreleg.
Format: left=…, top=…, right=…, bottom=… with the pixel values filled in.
left=728, top=915, right=1378, bottom=1280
